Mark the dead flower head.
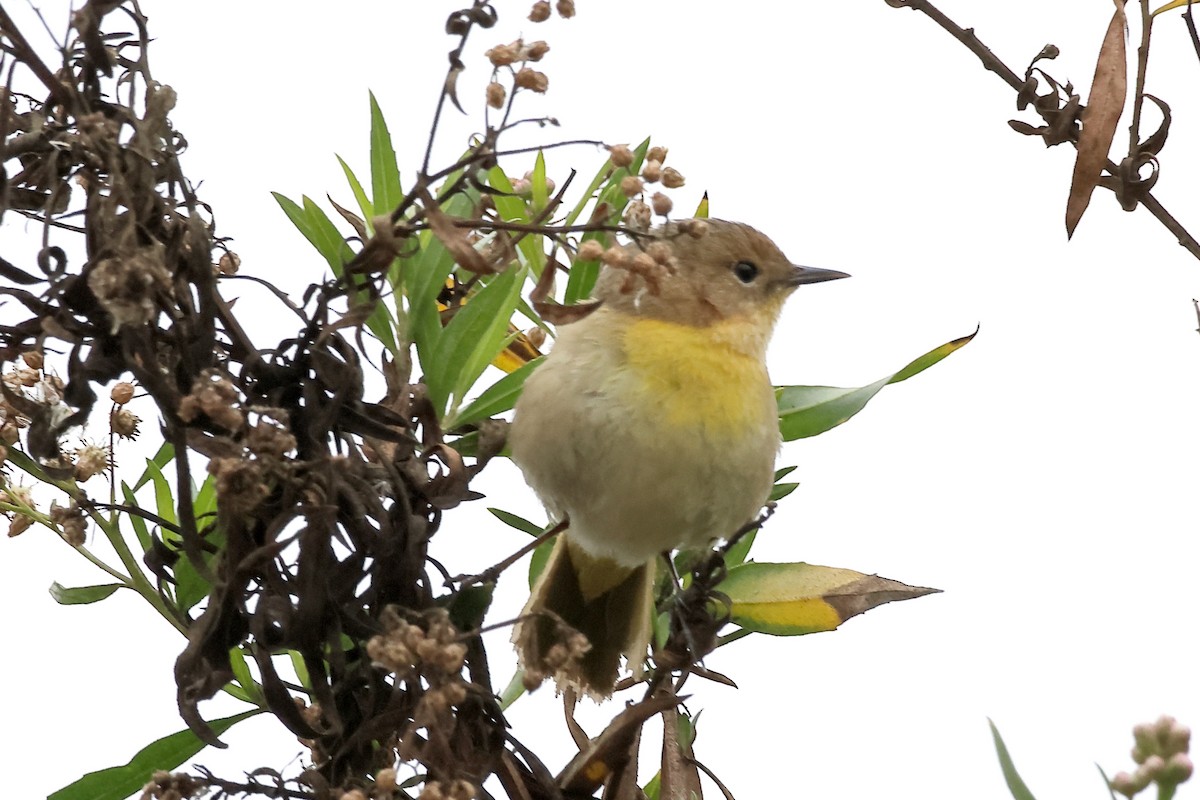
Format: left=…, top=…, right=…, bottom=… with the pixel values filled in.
left=87, top=246, right=174, bottom=333
left=49, top=500, right=87, bottom=546
left=514, top=67, right=549, bottom=93
left=178, top=370, right=244, bottom=431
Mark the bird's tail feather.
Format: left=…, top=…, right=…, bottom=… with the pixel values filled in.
left=513, top=534, right=654, bottom=698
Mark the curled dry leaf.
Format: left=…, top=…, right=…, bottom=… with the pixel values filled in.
left=529, top=255, right=602, bottom=324
left=1066, top=0, right=1128, bottom=237
left=422, top=190, right=502, bottom=275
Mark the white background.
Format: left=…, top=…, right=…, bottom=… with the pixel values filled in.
left=3, top=2, right=1199, bottom=799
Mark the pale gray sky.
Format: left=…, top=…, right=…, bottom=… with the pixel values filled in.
left=4, top=2, right=1199, bottom=799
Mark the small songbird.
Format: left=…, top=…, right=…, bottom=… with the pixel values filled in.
left=509, top=219, right=848, bottom=697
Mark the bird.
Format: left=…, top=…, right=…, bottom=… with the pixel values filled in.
left=508, top=219, right=848, bottom=697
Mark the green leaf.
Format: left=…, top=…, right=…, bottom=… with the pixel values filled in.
left=369, top=91, right=404, bottom=216
left=487, top=166, right=545, bottom=275
left=445, top=583, right=495, bottom=631
left=143, top=459, right=176, bottom=526
left=777, top=328, right=976, bottom=441
left=451, top=357, right=544, bottom=428
left=272, top=193, right=345, bottom=275
left=530, top=150, right=549, bottom=212
left=769, top=482, right=799, bottom=502
left=228, top=646, right=264, bottom=706
left=430, top=264, right=526, bottom=416
left=337, top=154, right=375, bottom=229
left=289, top=650, right=311, bottom=690
left=1096, top=764, right=1119, bottom=800
left=49, top=709, right=260, bottom=800
left=498, top=670, right=527, bottom=710
left=488, top=508, right=545, bottom=537
left=133, top=443, right=174, bottom=491
left=141, top=460, right=211, bottom=612
left=562, top=153, right=617, bottom=227
left=120, top=482, right=152, bottom=553
left=723, top=529, right=757, bottom=567
left=643, top=772, right=661, bottom=800
left=302, top=195, right=356, bottom=276
left=528, top=536, right=556, bottom=589
left=49, top=581, right=122, bottom=605
left=989, top=719, right=1039, bottom=800
left=405, top=192, right=474, bottom=374
left=564, top=137, right=650, bottom=304
left=193, top=474, right=217, bottom=525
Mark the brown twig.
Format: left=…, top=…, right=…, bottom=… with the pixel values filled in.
left=0, top=6, right=73, bottom=106
left=452, top=518, right=568, bottom=590
left=887, top=0, right=1200, bottom=261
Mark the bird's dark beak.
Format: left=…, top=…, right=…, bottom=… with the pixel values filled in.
left=787, top=264, right=851, bottom=286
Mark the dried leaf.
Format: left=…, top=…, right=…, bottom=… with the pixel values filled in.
left=1066, top=0, right=1128, bottom=237
left=328, top=194, right=368, bottom=241
left=558, top=693, right=679, bottom=795
left=659, top=706, right=702, bottom=800
left=423, top=191, right=497, bottom=274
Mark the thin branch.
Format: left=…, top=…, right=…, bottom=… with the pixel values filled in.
left=1185, top=0, right=1200, bottom=64
left=1129, top=0, right=1154, bottom=155
left=452, top=518, right=567, bottom=590
left=887, top=0, right=1200, bottom=261
left=0, top=6, right=73, bottom=106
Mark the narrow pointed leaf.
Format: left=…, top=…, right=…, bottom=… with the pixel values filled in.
left=1066, top=1, right=1127, bottom=237
left=1096, top=764, right=1120, bottom=800
left=487, top=166, right=544, bottom=274
left=989, top=719, right=1040, bottom=800
left=406, top=192, right=474, bottom=376
left=531, top=150, right=549, bottom=212
left=229, top=646, right=265, bottom=706
left=451, top=357, right=543, bottom=428
left=133, top=443, right=174, bottom=491
left=777, top=328, right=976, bottom=440
left=431, top=265, right=526, bottom=416
left=120, top=482, right=152, bottom=552
left=719, top=561, right=940, bottom=636
left=49, top=581, right=122, bottom=605
left=488, top=507, right=545, bottom=537
left=565, top=137, right=650, bottom=304
left=498, top=669, right=527, bottom=710
left=369, top=91, right=404, bottom=216
left=337, top=154, right=375, bottom=229
left=271, top=193, right=353, bottom=276
left=49, top=710, right=260, bottom=800
left=769, top=482, right=799, bottom=502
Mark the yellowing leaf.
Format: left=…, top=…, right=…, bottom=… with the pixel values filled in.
left=1152, top=0, right=1198, bottom=15
left=1066, top=0, right=1128, bottom=237
left=719, top=561, right=940, bottom=636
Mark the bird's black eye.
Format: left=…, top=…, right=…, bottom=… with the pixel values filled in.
left=732, top=260, right=759, bottom=284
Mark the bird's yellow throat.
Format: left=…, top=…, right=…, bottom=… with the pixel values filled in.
left=622, top=313, right=775, bottom=434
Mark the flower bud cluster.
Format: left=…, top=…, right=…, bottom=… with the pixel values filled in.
left=606, top=143, right=687, bottom=233
left=367, top=607, right=472, bottom=733
left=484, top=35, right=553, bottom=111
left=417, top=778, right=478, bottom=800
left=139, top=770, right=201, bottom=800
left=521, top=628, right=591, bottom=690
left=1111, top=715, right=1193, bottom=798
left=49, top=500, right=87, bottom=546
